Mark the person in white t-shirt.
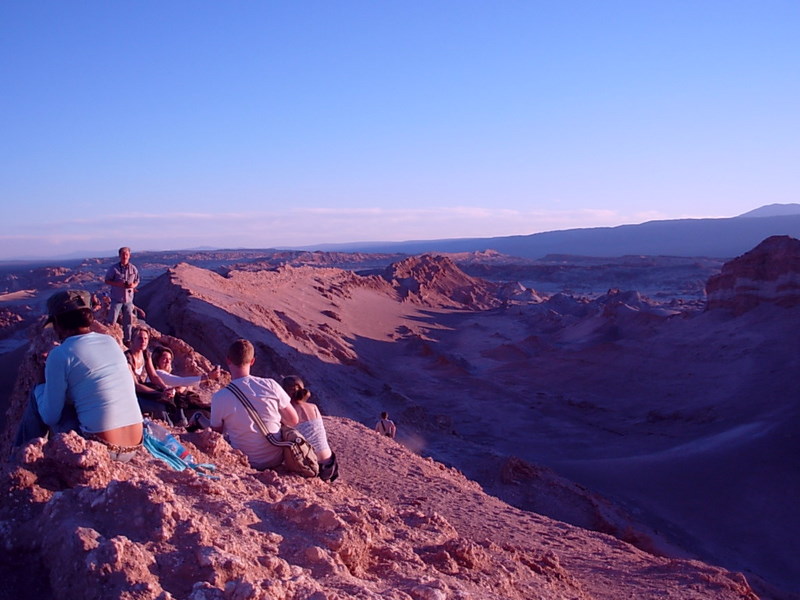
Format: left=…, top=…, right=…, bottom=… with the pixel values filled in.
left=375, top=411, right=396, bottom=438
left=210, top=339, right=298, bottom=470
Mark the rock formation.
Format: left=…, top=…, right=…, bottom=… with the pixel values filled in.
left=0, top=419, right=760, bottom=600
left=382, top=254, right=502, bottom=309
left=706, top=235, right=800, bottom=314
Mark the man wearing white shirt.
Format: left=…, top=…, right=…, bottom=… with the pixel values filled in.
left=210, top=339, right=298, bottom=470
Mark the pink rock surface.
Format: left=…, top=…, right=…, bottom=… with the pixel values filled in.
left=1, top=423, right=759, bottom=600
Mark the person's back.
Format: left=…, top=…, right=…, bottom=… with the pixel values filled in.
left=43, top=331, right=142, bottom=434
left=282, top=375, right=332, bottom=463
left=17, top=289, right=143, bottom=460
left=210, top=339, right=298, bottom=470
left=375, top=411, right=396, bottom=439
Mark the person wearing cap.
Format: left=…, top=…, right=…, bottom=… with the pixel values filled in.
left=15, top=290, right=144, bottom=461
left=105, top=246, right=140, bottom=346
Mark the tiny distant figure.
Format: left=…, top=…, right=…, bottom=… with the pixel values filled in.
left=105, top=246, right=140, bottom=346
left=210, top=339, right=299, bottom=470
left=15, top=290, right=143, bottom=461
left=375, top=411, right=396, bottom=438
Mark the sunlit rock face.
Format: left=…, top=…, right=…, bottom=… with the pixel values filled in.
left=706, top=235, right=800, bottom=314
left=382, top=254, right=503, bottom=309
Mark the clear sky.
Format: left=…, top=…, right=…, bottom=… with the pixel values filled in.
left=2, top=1, right=798, bottom=260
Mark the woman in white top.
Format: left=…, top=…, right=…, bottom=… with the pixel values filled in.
left=281, top=375, right=332, bottom=464
left=125, top=327, right=177, bottom=424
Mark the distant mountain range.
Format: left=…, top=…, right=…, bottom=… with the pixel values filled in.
left=306, top=204, right=800, bottom=259
left=5, top=205, right=800, bottom=265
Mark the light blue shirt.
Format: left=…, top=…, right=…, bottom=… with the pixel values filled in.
left=36, top=332, right=142, bottom=433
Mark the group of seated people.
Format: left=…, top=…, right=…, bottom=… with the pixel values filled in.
left=15, top=289, right=337, bottom=474
left=125, top=326, right=221, bottom=428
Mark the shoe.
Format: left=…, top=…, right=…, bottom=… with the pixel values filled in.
left=185, top=412, right=204, bottom=433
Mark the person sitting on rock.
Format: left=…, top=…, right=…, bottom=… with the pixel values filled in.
left=151, top=345, right=222, bottom=393
left=281, top=375, right=336, bottom=470
left=152, top=345, right=221, bottom=429
left=125, top=326, right=185, bottom=427
left=375, top=411, right=396, bottom=438
left=15, top=290, right=143, bottom=461
left=210, top=339, right=298, bottom=470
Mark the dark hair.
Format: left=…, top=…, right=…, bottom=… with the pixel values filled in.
left=380, top=411, right=388, bottom=419
left=151, top=346, right=173, bottom=364
left=282, top=375, right=303, bottom=389
left=54, top=308, right=93, bottom=330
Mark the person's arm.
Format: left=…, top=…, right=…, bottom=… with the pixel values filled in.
left=104, top=265, right=123, bottom=287
left=143, top=351, right=167, bottom=389
left=36, top=351, right=68, bottom=426
left=279, top=403, right=299, bottom=427
left=131, top=265, right=140, bottom=291
left=155, top=369, right=202, bottom=388
left=274, top=383, right=298, bottom=426
left=210, top=390, right=225, bottom=432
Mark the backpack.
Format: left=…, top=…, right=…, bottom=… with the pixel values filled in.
left=273, top=425, right=319, bottom=478
left=226, top=383, right=319, bottom=478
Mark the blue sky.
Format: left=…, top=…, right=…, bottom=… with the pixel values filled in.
left=1, top=1, right=798, bottom=260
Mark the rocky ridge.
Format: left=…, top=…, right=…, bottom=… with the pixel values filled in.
left=706, top=235, right=800, bottom=314
left=0, top=414, right=760, bottom=600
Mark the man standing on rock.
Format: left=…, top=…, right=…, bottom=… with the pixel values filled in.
left=105, top=246, right=140, bottom=346
left=210, top=339, right=299, bottom=470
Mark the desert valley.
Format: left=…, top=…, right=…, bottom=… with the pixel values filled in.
left=0, top=235, right=797, bottom=600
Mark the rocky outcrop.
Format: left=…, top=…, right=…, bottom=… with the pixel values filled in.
left=382, top=254, right=502, bottom=309
left=0, top=421, right=760, bottom=600
left=706, top=235, right=800, bottom=314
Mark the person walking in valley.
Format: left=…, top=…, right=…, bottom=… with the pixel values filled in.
left=375, top=411, right=396, bottom=438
